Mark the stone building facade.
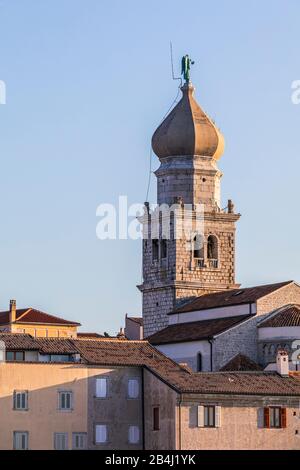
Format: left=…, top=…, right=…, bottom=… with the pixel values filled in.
left=139, top=81, right=240, bottom=338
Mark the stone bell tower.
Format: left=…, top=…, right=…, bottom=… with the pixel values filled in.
left=139, top=58, right=240, bottom=337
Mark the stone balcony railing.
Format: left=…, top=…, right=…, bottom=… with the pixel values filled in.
left=194, top=258, right=218, bottom=269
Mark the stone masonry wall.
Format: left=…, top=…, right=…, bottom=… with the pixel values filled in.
left=213, top=315, right=269, bottom=370
left=256, top=282, right=300, bottom=315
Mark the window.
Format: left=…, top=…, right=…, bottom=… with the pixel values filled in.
left=153, top=406, right=160, bottom=431
left=13, top=431, right=28, bottom=450
left=128, top=425, right=140, bottom=444
left=58, top=391, right=73, bottom=411
left=197, top=353, right=202, bottom=372
left=13, top=391, right=28, bottom=410
left=204, top=405, right=215, bottom=427
left=264, top=407, right=287, bottom=429
left=72, top=433, right=87, bottom=450
left=198, top=405, right=221, bottom=428
left=160, top=239, right=167, bottom=259
left=128, top=378, right=139, bottom=399
left=95, top=424, right=108, bottom=444
left=96, top=377, right=108, bottom=398
left=152, top=239, right=159, bottom=261
left=6, top=351, right=25, bottom=362
left=54, top=432, right=68, bottom=450
left=193, top=234, right=204, bottom=260
left=207, top=235, right=218, bottom=267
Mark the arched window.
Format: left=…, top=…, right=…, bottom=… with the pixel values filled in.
left=193, top=234, right=204, bottom=261
left=207, top=235, right=218, bottom=268
left=263, top=344, right=268, bottom=356
left=197, top=352, right=202, bottom=372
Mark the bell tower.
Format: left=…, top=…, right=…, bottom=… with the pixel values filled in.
left=139, top=57, right=240, bottom=337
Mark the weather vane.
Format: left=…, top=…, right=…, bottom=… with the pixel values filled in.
left=181, top=54, right=194, bottom=83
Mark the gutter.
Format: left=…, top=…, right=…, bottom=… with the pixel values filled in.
left=208, top=339, right=214, bottom=371
left=141, top=368, right=146, bottom=450
left=178, top=394, right=183, bottom=450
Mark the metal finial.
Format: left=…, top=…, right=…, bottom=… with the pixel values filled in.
left=181, top=55, right=194, bottom=83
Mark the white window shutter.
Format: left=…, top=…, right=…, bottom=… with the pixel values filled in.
left=215, top=406, right=221, bottom=427
left=96, top=424, right=107, bottom=443
left=197, top=405, right=204, bottom=427
left=129, top=425, right=140, bottom=444
left=96, top=378, right=107, bottom=398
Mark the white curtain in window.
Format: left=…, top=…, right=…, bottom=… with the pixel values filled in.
left=128, top=425, right=140, bottom=444
left=96, top=424, right=107, bottom=443
left=96, top=378, right=107, bottom=398
left=128, top=379, right=139, bottom=398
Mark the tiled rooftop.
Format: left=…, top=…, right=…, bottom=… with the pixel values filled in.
left=147, top=315, right=250, bottom=344
left=170, top=281, right=293, bottom=314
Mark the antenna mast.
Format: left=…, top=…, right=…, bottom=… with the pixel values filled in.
left=170, top=42, right=182, bottom=86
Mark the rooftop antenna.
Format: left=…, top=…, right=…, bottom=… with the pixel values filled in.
left=170, top=42, right=182, bottom=86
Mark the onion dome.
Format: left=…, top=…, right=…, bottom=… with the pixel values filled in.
left=152, top=82, right=224, bottom=160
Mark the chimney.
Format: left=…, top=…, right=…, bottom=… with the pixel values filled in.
left=9, top=300, right=16, bottom=323
left=116, top=327, right=126, bottom=339
left=276, top=349, right=289, bottom=377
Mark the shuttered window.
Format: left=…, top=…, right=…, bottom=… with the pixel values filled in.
left=72, top=433, right=87, bottom=450
left=54, top=432, right=68, bottom=450
left=128, top=425, right=140, bottom=444
left=95, top=424, right=108, bottom=444
left=198, top=405, right=221, bottom=428
left=58, top=391, right=73, bottom=411
left=13, top=431, right=28, bottom=450
left=13, top=391, right=28, bottom=410
left=264, top=407, right=287, bottom=429
left=128, top=379, right=139, bottom=399
left=96, top=378, right=108, bottom=398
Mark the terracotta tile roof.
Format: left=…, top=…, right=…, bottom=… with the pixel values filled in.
left=73, top=339, right=300, bottom=396
left=147, top=315, right=251, bottom=344
left=175, top=372, right=300, bottom=396
left=169, top=281, right=293, bottom=315
left=0, top=308, right=81, bottom=326
left=36, top=338, right=78, bottom=355
left=258, top=305, right=300, bottom=328
left=220, top=354, right=263, bottom=372
left=2, top=334, right=300, bottom=396
left=77, top=333, right=105, bottom=339
left=0, top=333, right=39, bottom=350
left=0, top=334, right=78, bottom=354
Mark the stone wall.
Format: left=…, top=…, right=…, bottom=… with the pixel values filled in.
left=257, top=283, right=300, bottom=315
left=213, top=315, right=268, bottom=370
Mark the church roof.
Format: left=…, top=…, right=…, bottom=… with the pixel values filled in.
left=147, top=315, right=251, bottom=345
left=220, top=354, right=263, bottom=372
left=151, top=82, right=224, bottom=160
left=258, top=304, right=300, bottom=328
left=0, top=307, right=81, bottom=326
left=169, top=281, right=294, bottom=315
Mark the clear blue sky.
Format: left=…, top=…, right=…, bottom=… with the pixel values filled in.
left=0, top=0, right=299, bottom=334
